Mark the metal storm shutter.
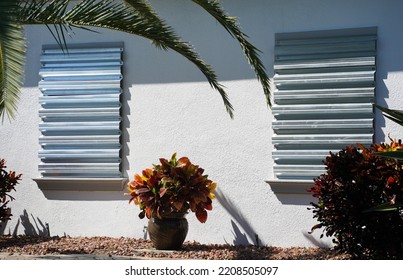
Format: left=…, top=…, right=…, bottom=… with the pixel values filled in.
left=272, top=27, right=376, bottom=181
left=38, top=43, right=123, bottom=178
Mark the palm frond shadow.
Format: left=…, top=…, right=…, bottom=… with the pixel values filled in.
left=215, top=189, right=261, bottom=246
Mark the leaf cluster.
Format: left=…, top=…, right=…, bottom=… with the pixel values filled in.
left=127, top=153, right=216, bottom=223
left=375, top=105, right=403, bottom=161
left=0, top=159, right=22, bottom=224
left=1, top=0, right=272, bottom=121
left=308, top=143, right=403, bottom=259
left=0, top=1, right=25, bottom=121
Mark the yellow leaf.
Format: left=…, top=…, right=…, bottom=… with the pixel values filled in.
left=209, top=182, right=217, bottom=191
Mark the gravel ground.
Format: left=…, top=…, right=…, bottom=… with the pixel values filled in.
left=0, top=235, right=351, bottom=260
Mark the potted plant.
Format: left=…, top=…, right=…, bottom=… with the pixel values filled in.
left=127, top=153, right=217, bottom=250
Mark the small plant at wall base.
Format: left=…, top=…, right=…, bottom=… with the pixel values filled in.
left=127, top=153, right=216, bottom=250
left=308, top=142, right=403, bottom=259
left=0, top=159, right=22, bottom=225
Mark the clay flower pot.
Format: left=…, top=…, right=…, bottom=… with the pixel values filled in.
left=147, top=212, right=188, bottom=250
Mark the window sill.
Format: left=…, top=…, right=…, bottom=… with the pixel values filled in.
left=265, top=180, right=314, bottom=194
left=34, top=178, right=128, bottom=191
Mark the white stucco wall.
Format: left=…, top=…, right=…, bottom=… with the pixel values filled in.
left=1, top=0, right=403, bottom=247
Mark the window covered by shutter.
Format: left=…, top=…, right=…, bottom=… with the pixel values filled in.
left=272, top=27, right=376, bottom=181
left=38, top=43, right=123, bottom=179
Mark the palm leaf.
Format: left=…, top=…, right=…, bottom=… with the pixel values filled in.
left=191, top=0, right=272, bottom=107
left=0, top=0, right=26, bottom=121
left=374, top=151, right=403, bottom=161
left=19, top=0, right=234, bottom=118
left=363, top=202, right=403, bottom=213
left=122, top=0, right=170, bottom=51
left=376, top=105, right=403, bottom=127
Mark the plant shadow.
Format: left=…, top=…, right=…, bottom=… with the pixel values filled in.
left=215, top=189, right=261, bottom=246
left=0, top=210, right=55, bottom=251
left=12, top=210, right=50, bottom=237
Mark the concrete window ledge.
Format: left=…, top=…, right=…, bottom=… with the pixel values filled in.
left=34, top=178, right=128, bottom=191
left=266, top=180, right=314, bottom=194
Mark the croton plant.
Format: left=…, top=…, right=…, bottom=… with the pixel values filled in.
left=308, top=139, right=403, bottom=258
left=1, top=159, right=22, bottom=224
left=127, top=153, right=216, bottom=223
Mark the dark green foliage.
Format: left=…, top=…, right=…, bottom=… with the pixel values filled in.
left=0, top=159, right=21, bottom=224
left=308, top=144, right=403, bottom=259
left=1, top=0, right=272, bottom=120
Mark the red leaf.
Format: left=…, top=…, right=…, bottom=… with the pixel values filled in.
left=205, top=203, right=213, bottom=211
left=135, top=188, right=150, bottom=194
left=159, top=187, right=167, bottom=197
left=196, top=209, right=208, bottom=223
left=308, top=224, right=322, bottom=234
left=145, top=207, right=152, bottom=219
left=134, top=174, right=143, bottom=183
left=159, top=158, right=169, bottom=169
left=177, top=157, right=190, bottom=167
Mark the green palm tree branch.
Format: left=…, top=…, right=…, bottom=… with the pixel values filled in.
left=374, top=151, right=403, bottom=161
left=191, top=0, right=272, bottom=107
left=122, top=0, right=170, bottom=51
left=19, top=0, right=234, bottom=118
left=0, top=1, right=26, bottom=121
left=376, top=105, right=403, bottom=127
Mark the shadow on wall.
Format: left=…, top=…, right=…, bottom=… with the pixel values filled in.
left=0, top=220, right=9, bottom=235
left=228, top=220, right=254, bottom=246
left=215, top=189, right=262, bottom=246
left=302, top=231, right=330, bottom=248
left=275, top=194, right=332, bottom=248
left=42, top=190, right=127, bottom=201
left=275, top=193, right=315, bottom=206
left=9, top=210, right=50, bottom=237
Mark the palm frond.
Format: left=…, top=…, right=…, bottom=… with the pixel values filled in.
left=19, top=0, right=234, bottom=117
left=376, top=105, right=403, bottom=127
left=374, top=151, right=403, bottom=161
left=122, top=0, right=169, bottom=50
left=0, top=0, right=26, bottom=121
left=363, top=202, right=403, bottom=213
left=191, top=0, right=272, bottom=107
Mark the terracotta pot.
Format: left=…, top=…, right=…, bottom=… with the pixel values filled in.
left=147, top=212, right=188, bottom=250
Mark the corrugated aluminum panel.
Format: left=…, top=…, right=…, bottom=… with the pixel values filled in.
left=273, top=27, right=376, bottom=181
left=38, top=44, right=123, bottom=178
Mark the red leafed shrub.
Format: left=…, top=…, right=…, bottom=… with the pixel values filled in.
left=0, top=159, right=22, bottom=225
left=308, top=143, right=403, bottom=259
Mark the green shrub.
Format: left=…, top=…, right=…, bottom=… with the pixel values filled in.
left=0, top=159, right=21, bottom=225
left=308, top=143, right=403, bottom=259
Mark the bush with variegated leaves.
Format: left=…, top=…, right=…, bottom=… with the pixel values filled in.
left=1, top=159, right=22, bottom=225
left=127, top=153, right=216, bottom=223
left=308, top=140, right=403, bottom=259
